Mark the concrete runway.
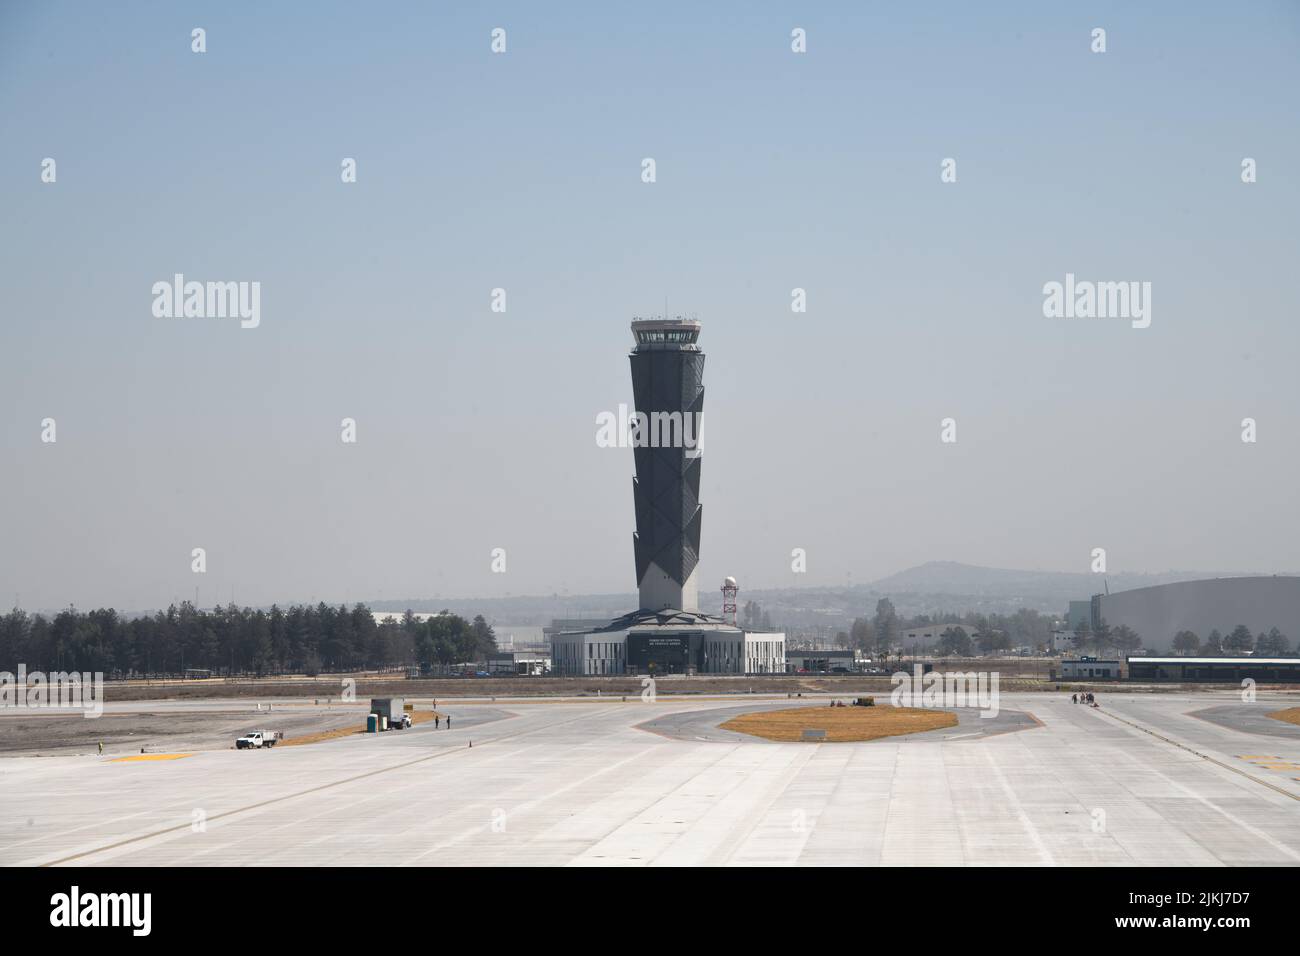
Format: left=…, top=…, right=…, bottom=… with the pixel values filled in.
left=1, top=692, right=1297, bottom=866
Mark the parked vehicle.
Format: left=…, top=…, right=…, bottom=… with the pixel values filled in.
left=236, top=730, right=283, bottom=749
left=370, top=698, right=413, bottom=730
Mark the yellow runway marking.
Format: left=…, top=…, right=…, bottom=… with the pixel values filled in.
left=1237, top=755, right=1300, bottom=773
left=110, top=753, right=193, bottom=763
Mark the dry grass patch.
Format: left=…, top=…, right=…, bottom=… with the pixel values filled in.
left=1266, top=706, right=1300, bottom=728
left=721, top=704, right=958, bottom=742
left=110, top=753, right=193, bottom=762
left=279, top=709, right=444, bottom=747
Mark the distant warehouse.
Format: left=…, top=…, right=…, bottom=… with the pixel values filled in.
left=1127, top=657, right=1300, bottom=682
left=1078, top=575, right=1300, bottom=650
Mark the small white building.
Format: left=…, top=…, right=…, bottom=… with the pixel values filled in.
left=1049, top=628, right=1077, bottom=654
left=486, top=652, right=551, bottom=676
left=1059, top=658, right=1122, bottom=680
left=738, top=632, right=786, bottom=675
left=786, top=649, right=861, bottom=673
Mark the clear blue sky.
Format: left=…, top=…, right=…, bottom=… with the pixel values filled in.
left=2, top=1, right=1298, bottom=611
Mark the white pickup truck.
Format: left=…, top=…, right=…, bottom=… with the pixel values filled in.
left=235, top=730, right=283, bottom=749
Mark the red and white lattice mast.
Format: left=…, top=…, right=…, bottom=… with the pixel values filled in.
left=721, top=576, right=739, bottom=626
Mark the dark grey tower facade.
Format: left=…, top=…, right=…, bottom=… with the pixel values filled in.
left=629, top=317, right=704, bottom=611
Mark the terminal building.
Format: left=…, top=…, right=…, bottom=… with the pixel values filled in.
left=550, top=317, right=785, bottom=675
left=1125, top=657, right=1300, bottom=683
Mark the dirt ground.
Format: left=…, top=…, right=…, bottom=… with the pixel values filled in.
left=0, top=707, right=365, bottom=757
left=720, top=704, right=958, bottom=742
left=1268, top=706, right=1300, bottom=727
left=278, top=708, right=443, bottom=747
left=74, top=669, right=1251, bottom=703
left=96, top=675, right=901, bottom=701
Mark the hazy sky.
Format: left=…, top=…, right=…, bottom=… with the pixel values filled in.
left=3, top=1, right=1299, bottom=612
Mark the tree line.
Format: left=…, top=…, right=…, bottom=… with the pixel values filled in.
left=818, top=600, right=1298, bottom=658
left=0, top=603, right=498, bottom=678
left=1068, top=620, right=1143, bottom=656
left=826, top=599, right=1059, bottom=658
left=1169, top=625, right=1291, bottom=657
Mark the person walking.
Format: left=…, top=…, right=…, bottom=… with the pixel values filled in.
left=1071, top=693, right=1077, bottom=704
left=98, top=741, right=103, bottom=756
left=446, top=715, right=452, bottom=730
left=434, top=715, right=440, bottom=729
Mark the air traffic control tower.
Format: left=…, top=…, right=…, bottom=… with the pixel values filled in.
left=547, top=315, right=785, bottom=675
left=629, top=317, right=704, bottom=612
